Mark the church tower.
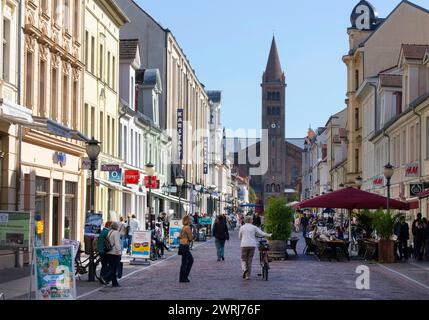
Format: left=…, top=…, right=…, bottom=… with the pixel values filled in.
left=261, top=36, right=287, bottom=205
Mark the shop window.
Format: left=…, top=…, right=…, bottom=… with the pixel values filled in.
left=65, top=182, right=77, bottom=240
left=35, top=177, right=49, bottom=245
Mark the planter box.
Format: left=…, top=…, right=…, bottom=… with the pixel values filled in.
left=268, top=240, right=287, bottom=259
left=378, top=239, right=395, bottom=263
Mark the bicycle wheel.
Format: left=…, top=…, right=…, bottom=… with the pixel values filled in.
left=262, top=264, right=269, bottom=281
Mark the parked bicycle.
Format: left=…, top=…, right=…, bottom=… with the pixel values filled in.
left=74, top=244, right=101, bottom=280
left=257, top=237, right=270, bottom=281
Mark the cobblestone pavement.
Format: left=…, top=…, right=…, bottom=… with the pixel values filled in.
left=77, top=230, right=429, bottom=300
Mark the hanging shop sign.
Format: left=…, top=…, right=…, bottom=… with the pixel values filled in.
left=144, top=176, right=159, bottom=189
left=405, top=163, right=419, bottom=177
left=101, top=164, right=120, bottom=172
left=177, top=108, right=184, bottom=161
left=131, top=231, right=151, bottom=259
left=109, top=169, right=122, bottom=184
left=34, top=245, right=76, bottom=300
left=124, top=170, right=140, bottom=185
left=81, top=157, right=98, bottom=170
left=373, top=176, right=384, bottom=187
left=203, top=137, right=209, bottom=175
left=53, top=152, right=66, bottom=166
left=169, top=219, right=183, bottom=248
left=410, top=182, right=429, bottom=197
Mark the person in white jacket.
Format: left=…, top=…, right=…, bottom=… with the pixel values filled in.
left=239, top=215, right=272, bottom=280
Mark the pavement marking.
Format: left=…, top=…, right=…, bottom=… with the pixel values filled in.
left=377, top=263, right=429, bottom=292
left=77, top=240, right=212, bottom=300
left=409, top=262, right=429, bottom=271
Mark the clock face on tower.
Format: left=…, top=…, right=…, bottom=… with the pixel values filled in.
left=270, top=123, right=280, bottom=129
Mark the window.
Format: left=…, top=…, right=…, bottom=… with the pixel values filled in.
left=107, top=51, right=111, bottom=86
left=84, top=103, right=89, bottom=136
left=267, top=107, right=271, bottom=115
left=25, top=51, right=33, bottom=108
left=107, top=115, right=111, bottom=154
left=395, top=92, right=402, bottom=115
left=35, top=177, right=49, bottom=244
left=3, top=17, right=11, bottom=81
left=53, top=0, right=60, bottom=25
left=39, top=60, right=46, bottom=116
left=355, top=108, right=359, bottom=130
left=401, top=130, right=406, bottom=165
left=51, top=68, right=58, bottom=120
left=112, top=119, right=115, bottom=156
left=124, top=125, right=128, bottom=163
left=64, top=181, right=77, bottom=239
left=73, top=0, right=79, bottom=39
left=266, top=185, right=271, bottom=193
left=130, top=129, right=134, bottom=165
left=355, top=148, right=359, bottom=172
left=426, top=117, right=429, bottom=159
left=355, top=70, right=359, bottom=91
left=63, top=0, right=70, bottom=30
left=112, top=56, right=116, bottom=90
left=410, top=125, right=415, bottom=161
left=99, top=111, right=104, bottom=148
left=72, top=81, right=78, bottom=129
left=85, top=31, right=89, bottom=67
left=131, top=76, right=134, bottom=109
left=90, top=106, right=95, bottom=138
left=99, top=44, right=103, bottom=79
left=62, top=75, right=69, bottom=124
left=276, top=107, right=280, bottom=115
left=267, top=92, right=272, bottom=101
left=90, top=36, right=95, bottom=73
left=41, top=0, right=48, bottom=13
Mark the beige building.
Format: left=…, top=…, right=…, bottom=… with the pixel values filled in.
left=18, top=0, right=86, bottom=246
left=83, top=0, right=128, bottom=223
left=343, top=0, right=429, bottom=191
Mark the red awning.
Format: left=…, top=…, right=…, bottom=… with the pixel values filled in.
left=417, top=189, right=429, bottom=199
left=298, top=187, right=415, bottom=211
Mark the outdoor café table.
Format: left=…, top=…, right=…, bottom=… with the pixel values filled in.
left=317, top=239, right=350, bottom=262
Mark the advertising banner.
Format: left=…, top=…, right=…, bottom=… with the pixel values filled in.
left=198, top=217, right=213, bottom=226
left=84, top=212, right=102, bottom=237
left=34, top=245, right=76, bottom=300
left=131, top=231, right=151, bottom=259
left=203, top=137, right=209, bottom=174
left=0, top=211, right=30, bottom=249
left=177, top=108, right=184, bottom=161
left=169, top=219, right=183, bottom=247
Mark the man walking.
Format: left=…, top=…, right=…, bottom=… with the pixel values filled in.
left=412, top=213, right=424, bottom=261
left=301, top=213, right=309, bottom=238
left=253, top=212, right=262, bottom=228
left=127, top=214, right=140, bottom=255
left=397, top=216, right=409, bottom=261
left=239, top=216, right=271, bottom=280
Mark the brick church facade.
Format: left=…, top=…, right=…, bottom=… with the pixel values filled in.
left=232, top=37, right=303, bottom=208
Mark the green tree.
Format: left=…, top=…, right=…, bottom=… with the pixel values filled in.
left=263, top=197, right=294, bottom=241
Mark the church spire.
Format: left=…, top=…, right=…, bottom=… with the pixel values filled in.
left=264, top=36, right=284, bottom=82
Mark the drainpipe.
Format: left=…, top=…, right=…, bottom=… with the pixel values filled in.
left=412, top=105, right=423, bottom=211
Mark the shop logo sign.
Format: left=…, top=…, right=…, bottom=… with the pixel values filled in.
left=109, top=169, right=122, bottom=184
left=124, top=170, right=140, bottom=185
left=54, top=152, right=66, bottom=166
left=405, top=163, right=419, bottom=177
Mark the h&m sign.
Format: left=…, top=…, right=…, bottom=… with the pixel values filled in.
left=405, top=163, right=419, bottom=177
left=177, top=108, right=184, bottom=161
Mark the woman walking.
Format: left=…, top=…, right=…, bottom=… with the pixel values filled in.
left=213, top=215, right=229, bottom=261
left=100, top=221, right=122, bottom=287
left=178, top=215, right=195, bottom=283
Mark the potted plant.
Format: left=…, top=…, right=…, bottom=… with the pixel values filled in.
left=372, top=210, right=399, bottom=263
left=264, top=197, right=294, bottom=259
left=355, top=209, right=374, bottom=238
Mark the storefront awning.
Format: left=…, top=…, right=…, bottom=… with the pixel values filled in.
left=417, top=189, right=429, bottom=199
left=0, top=99, right=33, bottom=125
left=95, top=178, right=133, bottom=194
left=151, top=190, right=189, bottom=205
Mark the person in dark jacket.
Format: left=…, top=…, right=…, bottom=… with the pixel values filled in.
left=397, top=216, right=409, bottom=261
left=213, top=214, right=229, bottom=261
left=412, top=213, right=424, bottom=261
left=253, top=212, right=262, bottom=227
left=301, top=214, right=310, bottom=237
left=422, top=218, right=429, bottom=261
left=97, top=221, right=112, bottom=284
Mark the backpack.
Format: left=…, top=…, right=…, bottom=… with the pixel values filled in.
left=103, top=230, right=114, bottom=252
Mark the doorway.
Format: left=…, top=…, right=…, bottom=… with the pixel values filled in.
left=52, top=196, right=59, bottom=245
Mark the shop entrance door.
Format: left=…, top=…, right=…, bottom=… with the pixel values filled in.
left=52, top=197, right=60, bottom=245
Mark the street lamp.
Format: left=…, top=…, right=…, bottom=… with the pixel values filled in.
left=208, top=185, right=217, bottom=217
left=195, top=182, right=203, bottom=214
left=145, top=163, right=156, bottom=230
left=175, top=175, right=185, bottom=218
left=85, top=137, right=100, bottom=282
left=384, top=163, right=394, bottom=213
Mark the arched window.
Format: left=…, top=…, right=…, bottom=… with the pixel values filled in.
left=266, top=184, right=271, bottom=193
left=277, top=185, right=281, bottom=193
left=267, top=92, right=272, bottom=101
left=271, top=184, right=276, bottom=193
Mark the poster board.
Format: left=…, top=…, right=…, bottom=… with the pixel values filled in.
left=84, top=211, right=102, bottom=237
left=34, top=245, right=76, bottom=300
left=0, top=211, right=30, bottom=249
left=61, top=239, right=80, bottom=260
left=169, top=219, right=183, bottom=248
left=198, top=217, right=213, bottom=226
left=131, top=231, right=151, bottom=259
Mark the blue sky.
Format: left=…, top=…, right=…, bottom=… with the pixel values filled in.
left=135, top=0, right=429, bottom=138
